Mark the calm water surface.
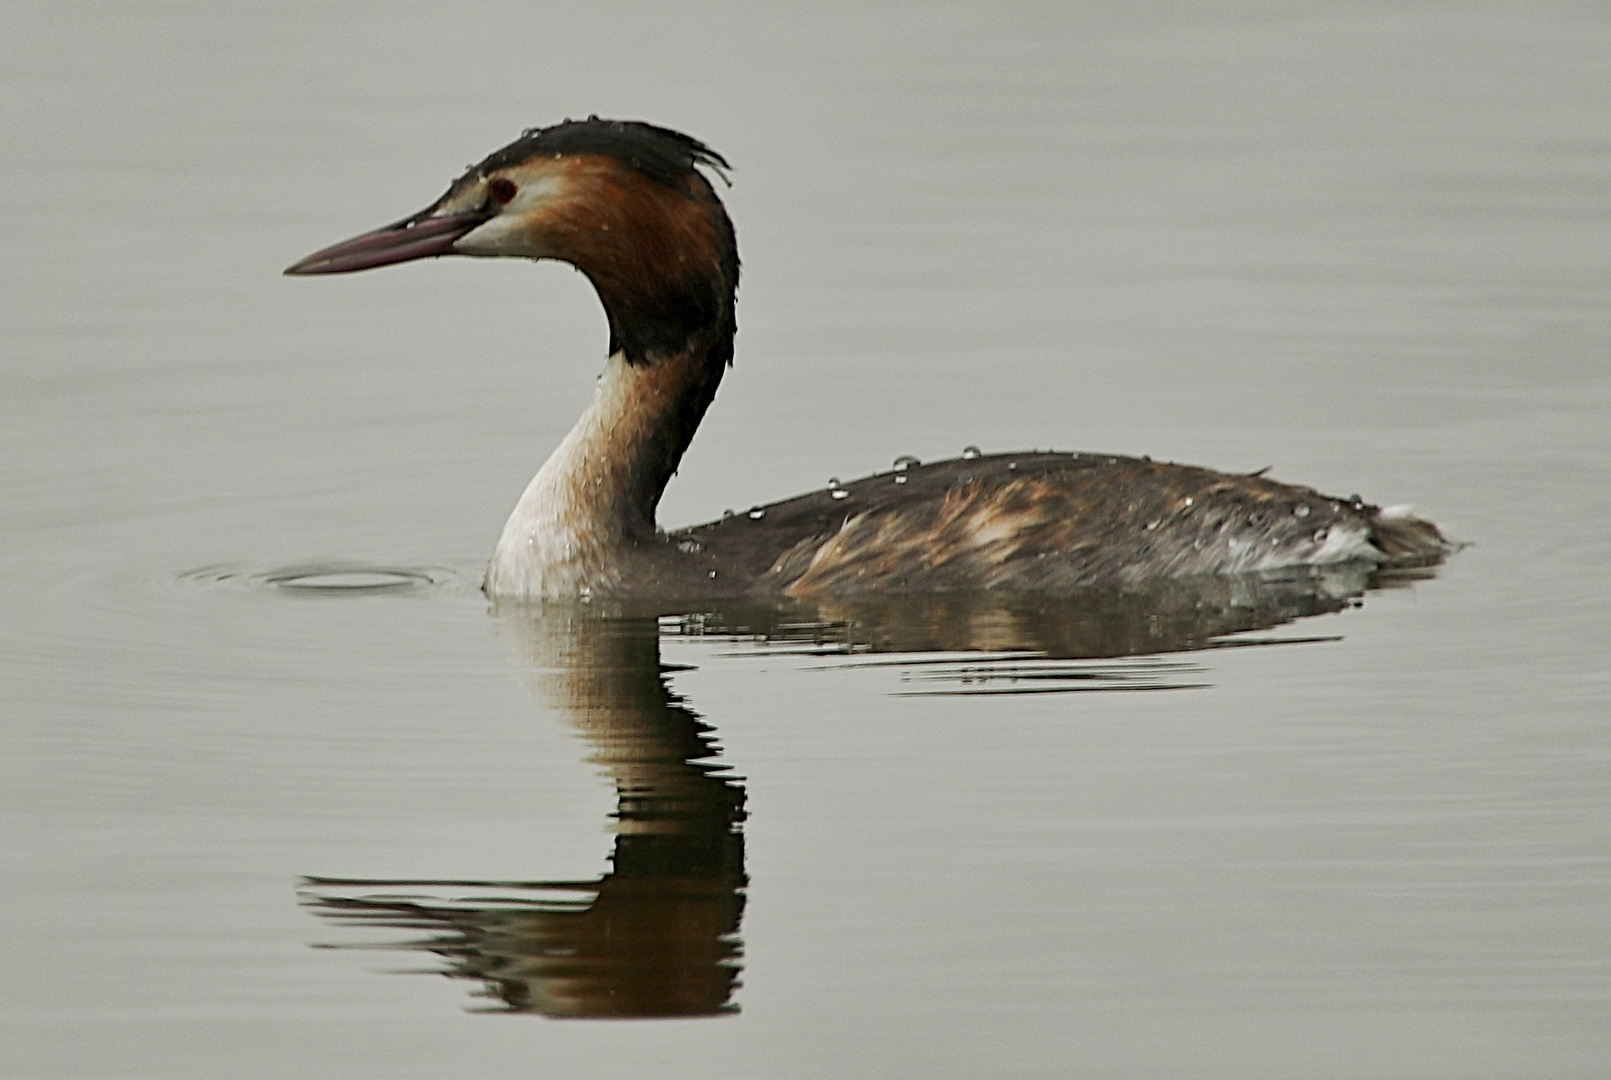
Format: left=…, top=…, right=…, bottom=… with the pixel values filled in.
left=4, top=2, right=1609, bottom=1077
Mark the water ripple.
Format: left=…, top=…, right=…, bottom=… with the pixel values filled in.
left=179, top=562, right=468, bottom=597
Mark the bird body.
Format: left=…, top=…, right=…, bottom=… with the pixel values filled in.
left=287, top=118, right=1452, bottom=601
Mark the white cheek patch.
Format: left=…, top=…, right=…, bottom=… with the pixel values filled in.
left=454, top=215, right=531, bottom=257
left=454, top=174, right=567, bottom=259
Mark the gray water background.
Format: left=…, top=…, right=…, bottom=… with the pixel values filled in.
left=4, top=1, right=1609, bottom=1076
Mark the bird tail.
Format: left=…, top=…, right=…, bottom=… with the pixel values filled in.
left=1369, top=504, right=1460, bottom=566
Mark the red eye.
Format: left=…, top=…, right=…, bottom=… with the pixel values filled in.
left=488, top=177, right=518, bottom=204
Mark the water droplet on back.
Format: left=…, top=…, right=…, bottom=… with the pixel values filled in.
left=1293, top=503, right=1311, bottom=518
left=747, top=507, right=765, bottom=520
left=961, top=445, right=982, bottom=460
left=893, top=454, right=920, bottom=471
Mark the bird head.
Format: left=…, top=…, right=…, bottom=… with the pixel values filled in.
left=286, top=117, right=737, bottom=362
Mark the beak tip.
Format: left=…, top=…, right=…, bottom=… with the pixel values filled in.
left=283, top=253, right=334, bottom=276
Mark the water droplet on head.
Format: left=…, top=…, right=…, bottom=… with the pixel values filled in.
left=1313, top=527, right=1329, bottom=542
left=1181, top=496, right=1194, bottom=508
left=961, top=445, right=982, bottom=460
left=831, top=488, right=849, bottom=500
left=709, top=570, right=718, bottom=578
left=893, top=454, right=920, bottom=472
left=1145, top=519, right=1160, bottom=531
left=678, top=538, right=704, bottom=554
left=1293, top=503, right=1311, bottom=518
left=747, top=507, right=765, bottom=520
left=894, top=475, right=908, bottom=485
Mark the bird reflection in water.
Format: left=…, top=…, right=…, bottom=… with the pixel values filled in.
left=298, top=559, right=1438, bottom=1016
left=301, top=610, right=747, bottom=1018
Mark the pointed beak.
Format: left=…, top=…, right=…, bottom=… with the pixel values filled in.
left=284, top=207, right=493, bottom=276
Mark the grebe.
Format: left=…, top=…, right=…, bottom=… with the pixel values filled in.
left=286, top=118, right=1453, bottom=600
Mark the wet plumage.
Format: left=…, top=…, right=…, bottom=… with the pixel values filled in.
left=673, top=451, right=1446, bottom=598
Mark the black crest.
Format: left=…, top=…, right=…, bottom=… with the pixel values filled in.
left=472, top=117, right=732, bottom=191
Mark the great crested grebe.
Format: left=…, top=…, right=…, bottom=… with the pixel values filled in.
left=286, top=118, right=1453, bottom=601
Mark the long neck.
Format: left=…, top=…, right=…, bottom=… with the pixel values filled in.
left=485, top=340, right=726, bottom=599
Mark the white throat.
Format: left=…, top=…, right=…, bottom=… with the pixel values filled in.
left=485, top=352, right=653, bottom=599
